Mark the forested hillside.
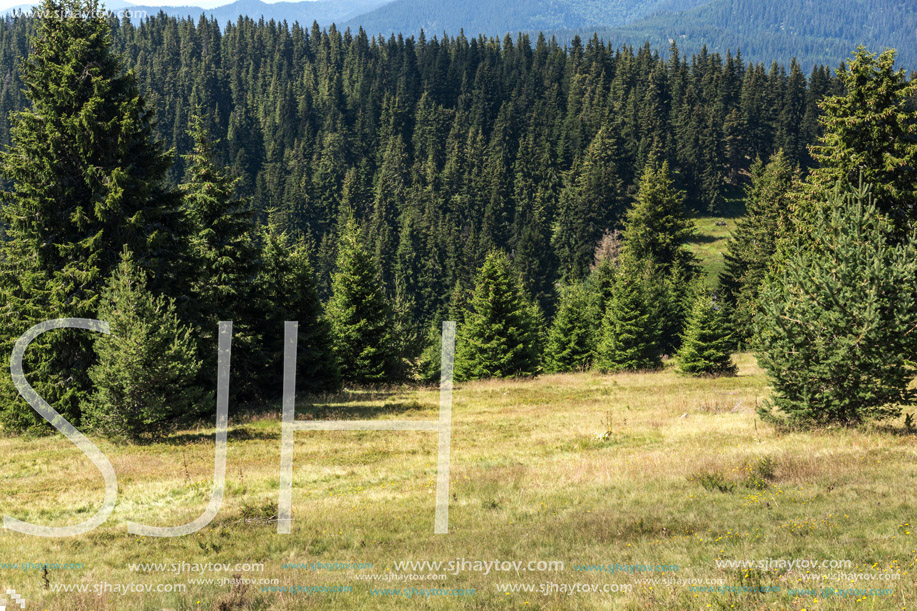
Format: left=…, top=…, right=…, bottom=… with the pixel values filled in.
left=0, top=13, right=838, bottom=322
left=341, top=0, right=709, bottom=38
left=570, top=0, right=917, bottom=70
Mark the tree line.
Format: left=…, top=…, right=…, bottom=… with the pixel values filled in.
left=0, top=1, right=914, bottom=439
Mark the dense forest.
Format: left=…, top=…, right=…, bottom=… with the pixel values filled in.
left=0, top=1, right=914, bottom=440
left=0, top=13, right=840, bottom=311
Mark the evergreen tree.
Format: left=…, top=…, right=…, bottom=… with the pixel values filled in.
left=620, top=161, right=698, bottom=355
left=621, top=159, right=697, bottom=275
left=543, top=281, right=597, bottom=373
left=0, top=0, right=186, bottom=432
left=254, top=222, right=340, bottom=394
left=595, top=269, right=661, bottom=372
left=677, top=290, right=737, bottom=376
left=720, top=151, right=797, bottom=341
left=181, top=114, right=258, bottom=394
left=326, top=213, right=394, bottom=383
left=552, top=126, right=625, bottom=280
left=796, top=47, right=917, bottom=237
left=454, top=251, right=541, bottom=381
left=84, top=249, right=205, bottom=441
left=755, top=184, right=917, bottom=425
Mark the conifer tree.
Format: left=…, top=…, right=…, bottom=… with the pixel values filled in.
left=543, top=281, right=597, bottom=373
left=756, top=185, right=917, bottom=425
left=796, top=47, right=917, bottom=236
left=595, top=270, right=661, bottom=372
left=720, top=151, right=797, bottom=341
left=454, top=251, right=541, bottom=381
left=84, top=250, right=205, bottom=441
left=0, top=0, right=186, bottom=431
left=552, top=126, right=625, bottom=280
left=677, top=290, right=737, bottom=376
left=620, top=161, right=698, bottom=355
left=621, top=160, right=697, bottom=275
left=254, top=222, right=340, bottom=394
left=181, top=114, right=258, bottom=393
left=326, top=214, right=394, bottom=383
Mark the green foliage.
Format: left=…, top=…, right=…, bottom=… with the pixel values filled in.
left=797, top=48, right=917, bottom=237
left=0, top=0, right=185, bottom=432
left=181, top=114, right=259, bottom=396
left=677, top=290, right=737, bottom=377
left=254, top=222, right=340, bottom=393
left=543, top=281, right=599, bottom=373
left=696, top=471, right=735, bottom=494
left=595, top=267, right=662, bottom=372
left=326, top=214, right=394, bottom=383
left=84, top=250, right=205, bottom=441
left=621, top=160, right=696, bottom=274
left=552, top=126, right=625, bottom=280
left=620, top=161, right=699, bottom=356
left=755, top=185, right=917, bottom=425
left=720, top=151, right=797, bottom=342
left=454, top=251, right=541, bottom=381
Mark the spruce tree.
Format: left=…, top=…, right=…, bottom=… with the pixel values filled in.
left=552, top=126, right=625, bottom=281
left=720, top=151, right=797, bottom=342
left=796, top=47, right=917, bottom=237
left=84, top=250, right=205, bottom=441
left=544, top=281, right=597, bottom=373
left=181, top=114, right=258, bottom=395
left=677, top=291, right=737, bottom=376
left=454, top=251, right=541, bottom=381
left=0, top=0, right=186, bottom=432
left=252, top=223, right=339, bottom=394
left=326, top=214, right=394, bottom=384
left=755, top=184, right=917, bottom=425
left=621, top=160, right=697, bottom=276
left=620, top=161, right=699, bottom=355
left=595, top=269, right=661, bottom=373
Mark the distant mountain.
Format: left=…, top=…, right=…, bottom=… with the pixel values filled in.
left=343, top=0, right=709, bottom=37
left=556, top=0, right=917, bottom=69
left=4, top=0, right=912, bottom=70
left=7, top=0, right=392, bottom=26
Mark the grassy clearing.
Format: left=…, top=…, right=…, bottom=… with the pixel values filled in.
left=0, top=355, right=915, bottom=609
left=686, top=195, right=746, bottom=283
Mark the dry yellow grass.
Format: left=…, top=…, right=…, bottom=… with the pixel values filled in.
left=0, top=354, right=914, bottom=610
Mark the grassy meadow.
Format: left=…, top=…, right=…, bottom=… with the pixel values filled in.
left=0, top=354, right=914, bottom=609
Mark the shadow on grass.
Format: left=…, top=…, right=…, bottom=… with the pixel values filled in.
left=686, top=232, right=723, bottom=245
left=293, top=399, right=436, bottom=421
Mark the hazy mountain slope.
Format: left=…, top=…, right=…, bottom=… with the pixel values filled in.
left=8, top=0, right=392, bottom=25
left=343, top=0, right=709, bottom=37
left=554, top=0, right=917, bottom=69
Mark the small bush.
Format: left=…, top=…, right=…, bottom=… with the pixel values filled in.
left=744, top=456, right=777, bottom=489
left=696, top=471, right=735, bottom=493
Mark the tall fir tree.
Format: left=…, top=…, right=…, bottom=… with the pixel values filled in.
left=552, top=126, right=625, bottom=281
left=0, top=0, right=186, bottom=432
left=543, top=281, right=598, bottom=373
left=795, top=47, right=917, bottom=237
left=180, top=114, right=258, bottom=396
left=454, top=251, right=541, bottom=381
left=620, top=160, right=699, bottom=355
left=620, top=160, right=697, bottom=275
left=254, top=222, right=340, bottom=394
left=326, top=213, right=394, bottom=384
left=720, top=151, right=797, bottom=342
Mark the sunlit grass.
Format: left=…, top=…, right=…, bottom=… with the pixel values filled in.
left=0, top=354, right=914, bottom=609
